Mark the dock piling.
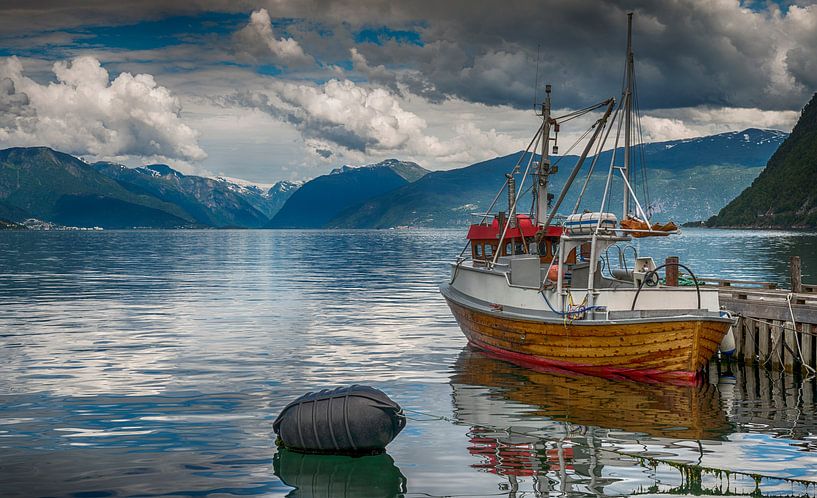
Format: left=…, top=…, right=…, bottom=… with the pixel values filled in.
left=717, top=262, right=817, bottom=373
left=665, top=256, right=679, bottom=286
left=791, top=256, right=802, bottom=293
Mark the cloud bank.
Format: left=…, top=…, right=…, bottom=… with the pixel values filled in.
left=0, top=1, right=814, bottom=180
left=227, top=78, right=518, bottom=166
left=245, top=0, right=817, bottom=112
left=0, top=56, right=205, bottom=161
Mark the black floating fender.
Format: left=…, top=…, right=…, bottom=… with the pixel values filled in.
left=273, top=385, right=406, bottom=454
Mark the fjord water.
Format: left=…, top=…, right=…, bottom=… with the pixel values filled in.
left=1, top=228, right=816, bottom=497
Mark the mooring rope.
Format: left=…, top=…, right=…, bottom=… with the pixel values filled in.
left=788, top=293, right=817, bottom=374
left=733, top=313, right=816, bottom=376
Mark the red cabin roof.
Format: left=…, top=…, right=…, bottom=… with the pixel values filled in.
left=466, top=214, right=564, bottom=240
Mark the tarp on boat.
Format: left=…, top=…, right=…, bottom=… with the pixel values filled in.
left=620, top=216, right=678, bottom=238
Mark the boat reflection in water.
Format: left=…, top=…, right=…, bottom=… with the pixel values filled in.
left=273, top=448, right=406, bottom=498
left=450, top=347, right=817, bottom=497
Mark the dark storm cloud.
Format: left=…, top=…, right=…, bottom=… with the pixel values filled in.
left=3, top=0, right=816, bottom=112
left=243, top=0, right=816, bottom=111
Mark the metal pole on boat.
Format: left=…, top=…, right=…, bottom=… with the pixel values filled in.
left=541, top=99, right=615, bottom=230
left=622, top=12, right=633, bottom=219
left=536, top=85, right=552, bottom=227
left=507, top=174, right=517, bottom=229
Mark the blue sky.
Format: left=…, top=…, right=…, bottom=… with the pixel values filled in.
left=0, top=1, right=814, bottom=183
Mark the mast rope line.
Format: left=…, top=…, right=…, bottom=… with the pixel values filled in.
left=451, top=125, right=544, bottom=280
left=574, top=105, right=620, bottom=214
left=551, top=125, right=594, bottom=168
left=491, top=130, right=543, bottom=266
left=553, top=100, right=610, bottom=123
left=477, top=126, right=543, bottom=228
left=594, top=96, right=626, bottom=229
left=632, top=73, right=652, bottom=216
left=541, top=99, right=616, bottom=231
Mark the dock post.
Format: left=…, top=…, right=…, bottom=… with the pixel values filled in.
left=758, top=320, right=770, bottom=366
left=665, top=256, right=679, bottom=286
left=791, top=256, right=802, bottom=293
left=743, top=319, right=757, bottom=365
left=771, top=321, right=784, bottom=370
left=802, top=324, right=814, bottom=372
left=784, top=321, right=797, bottom=372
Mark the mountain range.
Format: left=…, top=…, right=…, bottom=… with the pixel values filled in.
left=328, top=128, right=787, bottom=228
left=268, top=159, right=428, bottom=228
left=0, top=127, right=789, bottom=229
left=0, top=147, right=299, bottom=228
left=708, top=93, right=817, bottom=228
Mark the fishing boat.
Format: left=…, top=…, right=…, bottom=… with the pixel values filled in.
left=440, top=14, right=735, bottom=384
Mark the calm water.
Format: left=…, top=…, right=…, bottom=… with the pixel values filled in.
left=1, top=228, right=816, bottom=497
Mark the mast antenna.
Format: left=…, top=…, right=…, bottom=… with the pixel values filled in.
left=622, top=12, right=634, bottom=219
left=533, top=43, right=542, bottom=112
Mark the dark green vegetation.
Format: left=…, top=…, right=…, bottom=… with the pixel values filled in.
left=0, top=147, right=194, bottom=228
left=708, top=94, right=817, bottom=228
left=0, top=147, right=299, bottom=228
left=268, top=159, right=428, bottom=228
left=330, top=129, right=784, bottom=228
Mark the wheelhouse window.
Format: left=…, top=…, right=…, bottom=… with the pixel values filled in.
left=474, top=243, right=483, bottom=258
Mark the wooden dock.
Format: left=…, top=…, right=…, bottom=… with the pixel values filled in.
left=671, top=256, right=817, bottom=373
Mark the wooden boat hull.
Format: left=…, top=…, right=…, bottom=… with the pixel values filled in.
left=442, top=288, right=731, bottom=384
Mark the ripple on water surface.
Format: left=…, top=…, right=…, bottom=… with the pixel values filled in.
left=0, top=229, right=816, bottom=497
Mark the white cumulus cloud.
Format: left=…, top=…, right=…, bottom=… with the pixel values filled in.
left=0, top=56, right=206, bottom=161
left=227, top=78, right=518, bottom=168
left=235, top=9, right=314, bottom=67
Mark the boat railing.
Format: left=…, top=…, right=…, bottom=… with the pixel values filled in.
left=468, top=212, right=494, bottom=224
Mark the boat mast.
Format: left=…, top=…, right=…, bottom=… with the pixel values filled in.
left=622, top=12, right=633, bottom=219
left=536, top=84, right=553, bottom=226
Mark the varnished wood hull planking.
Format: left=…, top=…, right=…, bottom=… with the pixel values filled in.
left=444, top=296, right=731, bottom=384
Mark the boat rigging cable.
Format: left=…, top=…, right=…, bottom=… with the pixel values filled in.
left=491, top=130, right=543, bottom=266
left=541, top=98, right=616, bottom=230
left=451, top=129, right=544, bottom=283
left=632, top=73, right=653, bottom=217
left=573, top=107, right=616, bottom=214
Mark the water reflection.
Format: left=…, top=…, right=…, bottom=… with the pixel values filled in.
left=273, top=449, right=406, bottom=497
left=452, top=347, right=732, bottom=440
left=450, top=348, right=817, bottom=496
